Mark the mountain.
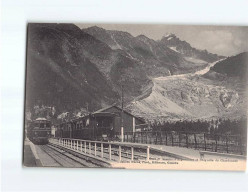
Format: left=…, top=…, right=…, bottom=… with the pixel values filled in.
left=26, top=23, right=150, bottom=114
left=210, top=52, right=248, bottom=81
left=203, top=52, right=248, bottom=102
left=83, top=26, right=212, bottom=76
left=26, top=23, right=246, bottom=122
left=159, top=33, right=224, bottom=63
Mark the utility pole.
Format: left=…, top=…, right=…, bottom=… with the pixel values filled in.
left=121, top=84, right=124, bottom=142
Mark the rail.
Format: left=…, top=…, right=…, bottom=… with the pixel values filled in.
left=50, top=138, right=151, bottom=162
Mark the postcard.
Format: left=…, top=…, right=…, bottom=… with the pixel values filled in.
left=23, top=23, right=247, bottom=171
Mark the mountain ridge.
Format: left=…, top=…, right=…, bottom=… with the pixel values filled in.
left=83, top=26, right=221, bottom=76
left=160, top=33, right=224, bottom=63
left=26, top=23, right=246, bottom=121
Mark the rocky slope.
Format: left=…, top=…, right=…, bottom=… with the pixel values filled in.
left=127, top=55, right=247, bottom=121
left=210, top=52, right=248, bottom=81
left=159, top=33, right=224, bottom=63
left=26, top=23, right=150, bottom=114
left=83, top=26, right=222, bottom=76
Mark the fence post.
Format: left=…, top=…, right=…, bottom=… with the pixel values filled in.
left=215, top=135, right=218, bottom=152
left=226, top=136, right=229, bottom=153
left=171, top=133, right=174, bottom=146
left=84, top=141, right=86, bottom=153
left=95, top=143, right=97, bottom=156
left=194, top=134, right=197, bottom=149
left=240, top=136, right=243, bottom=155
left=119, top=145, right=122, bottom=162
left=179, top=132, right=181, bottom=147
left=204, top=133, right=206, bottom=151
left=71, top=140, right=73, bottom=148
left=101, top=143, right=103, bottom=158
left=236, top=136, right=239, bottom=154
left=131, top=147, right=134, bottom=161
left=77, top=140, right=78, bottom=151
left=160, top=131, right=162, bottom=145
left=146, top=146, right=150, bottom=161
left=165, top=133, right=168, bottom=146
left=109, top=144, right=111, bottom=160
left=186, top=133, right=188, bottom=148
left=89, top=142, right=91, bottom=155
left=80, top=141, right=83, bottom=152
left=155, top=132, right=158, bottom=144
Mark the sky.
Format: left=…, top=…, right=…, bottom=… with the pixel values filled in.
left=76, top=23, right=248, bottom=56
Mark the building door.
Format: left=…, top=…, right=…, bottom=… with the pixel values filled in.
left=114, top=116, right=121, bottom=134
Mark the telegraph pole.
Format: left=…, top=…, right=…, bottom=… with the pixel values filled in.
left=121, top=84, right=124, bottom=142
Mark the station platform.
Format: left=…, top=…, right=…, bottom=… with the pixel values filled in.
left=112, top=141, right=246, bottom=161
left=108, top=141, right=200, bottom=160
left=149, top=144, right=201, bottom=159
left=23, top=139, right=42, bottom=167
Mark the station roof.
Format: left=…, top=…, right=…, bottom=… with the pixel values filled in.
left=91, top=112, right=118, bottom=117
left=57, top=105, right=145, bottom=124
left=93, top=105, right=145, bottom=123
left=35, top=117, right=48, bottom=121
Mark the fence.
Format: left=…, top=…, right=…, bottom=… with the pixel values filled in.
left=118, top=131, right=247, bottom=155
left=51, top=138, right=151, bottom=162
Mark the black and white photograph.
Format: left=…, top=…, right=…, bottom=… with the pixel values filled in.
left=23, top=23, right=247, bottom=171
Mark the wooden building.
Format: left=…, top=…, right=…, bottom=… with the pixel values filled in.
left=55, top=105, right=146, bottom=140
left=92, top=105, right=145, bottom=133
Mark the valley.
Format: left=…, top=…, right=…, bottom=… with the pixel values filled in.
left=25, top=23, right=247, bottom=122
left=127, top=58, right=246, bottom=121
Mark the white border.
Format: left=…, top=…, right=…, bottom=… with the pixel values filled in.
left=1, top=0, right=248, bottom=192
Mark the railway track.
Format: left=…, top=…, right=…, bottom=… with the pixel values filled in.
left=39, top=144, right=101, bottom=168
left=35, top=138, right=185, bottom=168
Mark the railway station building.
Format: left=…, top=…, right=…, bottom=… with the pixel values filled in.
left=55, top=105, right=146, bottom=140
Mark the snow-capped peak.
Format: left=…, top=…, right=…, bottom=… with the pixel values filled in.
left=163, top=33, right=176, bottom=39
